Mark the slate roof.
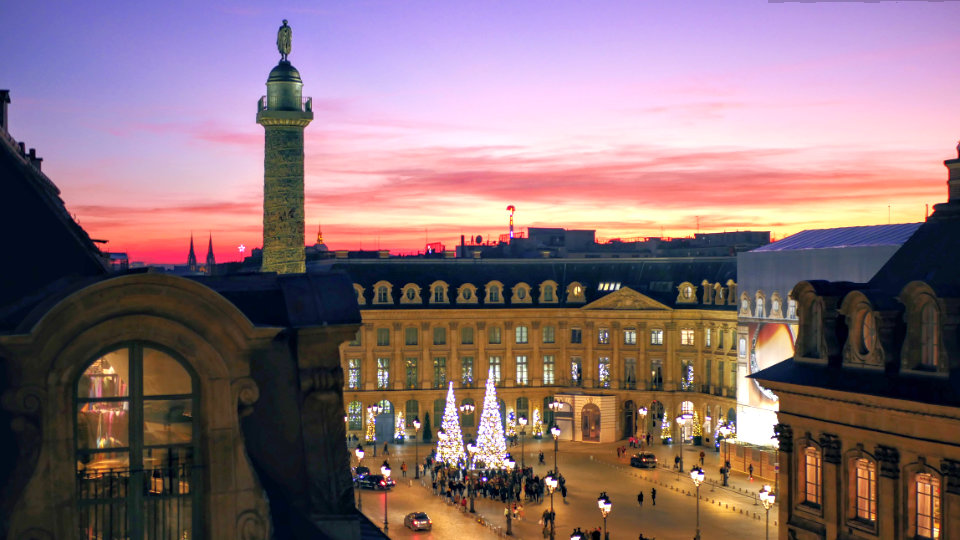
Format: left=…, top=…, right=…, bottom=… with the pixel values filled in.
left=751, top=223, right=921, bottom=252
left=317, top=257, right=738, bottom=310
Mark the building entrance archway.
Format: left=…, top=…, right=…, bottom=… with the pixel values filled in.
left=581, top=403, right=601, bottom=442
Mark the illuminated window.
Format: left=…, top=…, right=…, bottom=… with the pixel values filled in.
left=755, top=296, right=765, bottom=318
left=681, top=329, right=695, bottom=346
left=542, top=325, right=555, bottom=344
left=405, top=358, right=418, bottom=389
left=433, top=357, right=447, bottom=388
left=348, top=358, right=361, bottom=389
left=516, top=355, right=529, bottom=385
left=598, top=282, right=621, bottom=292
left=680, top=361, right=693, bottom=391
left=598, top=328, right=610, bottom=345
left=921, top=302, right=939, bottom=369
left=571, top=357, right=583, bottom=386
left=598, top=356, right=611, bottom=388
left=376, top=327, right=390, bottom=347
left=803, top=446, right=822, bottom=506
left=570, top=328, right=582, bottom=344
left=433, top=327, right=446, bottom=345
left=376, top=357, right=390, bottom=389
left=650, top=329, right=663, bottom=345
left=405, top=327, right=418, bottom=346
left=917, top=473, right=941, bottom=539
left=348, top=401, right=363, bottom=431
left=624, top=329, right=636, bottom=345
left=488, top=356, right=502, bottom=383
left=705, top=328, right=712, bottom=347
left=515, top=326, right=529, bottom=344
left=489, top=326, right=502, bottom=345
left=854, top=458, right=877, bottom=522
left=377, top=286, right=389, bottom=303
left=461, top=327, right=474, bottom=345
left=543, top=355, right=555, bottom=385
left=461, top=357, right=474, bottom=387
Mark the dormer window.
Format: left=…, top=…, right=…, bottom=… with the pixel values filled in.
left=377, top=286, right=389, bottom=303
left=486, top=282, right=504, bottom=304
left=429, top=281, right=449, bottom=304
left=353, top=284, right=366, bottom=305
left=490, top=286, right=500, bottom=302
left=539, top=281, right=559, bottom=304
left=566, top=282, right=586, bottom=303
left=434, top=288, right=443, bottom=302
left=511, top=282, right=532, bottom=304
left=400, top=283, right=422, bottom=304
left=463, top=289, right=472, bottom=300
left=406, top=288, right=416, bottom=300
left=544, top=285, right=554, bottom=302
left=457, top=284, right=478, bottom=304
left=517, top=288, right=526, bottom=300
left=371, top=281, right=393, bottom=305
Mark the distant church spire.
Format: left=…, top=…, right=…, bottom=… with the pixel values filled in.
left=187, top=233, right=197, bottom=272
left=205, top=233, right=216, bottom=272
left=316, top=223, right=323, bottom=245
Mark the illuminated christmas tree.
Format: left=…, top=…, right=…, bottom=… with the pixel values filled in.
left=692, top=411, right=703, bottom=437
left=435, top=382, right=466, bottom=465
left=475, top=368, right=507, bottom=469
left=506, top=411, right=517, bottom=438
left=531, top=408, right=543, bottom=438
left=365, top=407, right=376, bottom=443
left=660, top=417, right=670, bottom=442
left=395, top=411, right=405, bottom=441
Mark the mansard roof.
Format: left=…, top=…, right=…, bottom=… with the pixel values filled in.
left=318, top=257, right=737, bottom=309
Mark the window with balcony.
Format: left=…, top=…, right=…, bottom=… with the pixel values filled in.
left=461, top=357, right=474, bottom=387
left=571, top=357, right=583, bottom=386
left=543, top=355, right=555, bottom=385
left=433, top=357, right=447, bottom=388
left=598, top=356, right=611, bottom=388
left=405, top=358, right=418, bottom=389
left=516, top=355, right=529, bottom=385
left=376, top=357, right=390, bottom=389
left=650, top=329, right=663, bottom=345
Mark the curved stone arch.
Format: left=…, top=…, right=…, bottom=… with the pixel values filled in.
left=484, top=280, right=505, bottom=304
left=898, top=281, right=948, bottom=374
left=353, top=283, right=367, bottom=305
left=429, top=280, right=450, bottom=304
left=457, top=283, right=478, bottom=304
left=511, top=282, right=533, bottom=304
left=769, top=291, right=783, bottom=318
left=901, top=458, right=944, bottom=538
left=539, top=280, right=559, bottom=304
left=739, top=291, right=753, bottom=317
left=0, top=273, right=276, bottom=539
left=566, top=281, right=586, bottom=303
left=676, top=281, right=697, bottom=304
left=400, top=283, right=423, bottom=304
left=372, top=280, right=393, bottom=305
left=838, top=290, right=885, bottom=368
left=754, top=289, right=767, bottom=318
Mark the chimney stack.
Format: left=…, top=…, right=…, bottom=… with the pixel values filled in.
left=0, top=90, right=9, bottom=133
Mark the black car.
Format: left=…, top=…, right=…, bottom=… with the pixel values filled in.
left=630, top=453, right=658, bottom=469
left=357, top=474, right=395, bottom=490
left=353, top=466, right=370, bottom=478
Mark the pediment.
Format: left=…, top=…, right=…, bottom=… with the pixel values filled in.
left=582, top=287, right=671, bottom=311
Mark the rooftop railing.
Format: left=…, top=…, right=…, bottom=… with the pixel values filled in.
left=258, top=95, right=313, bottom=113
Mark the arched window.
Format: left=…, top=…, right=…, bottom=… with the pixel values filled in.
left=853, top=458, right=877, bottom=523
left=921, top=302, right=939, bottom=369
left=377, top=286, right=389, bottom=303
left=799, top=445, right=822, bottom=507
left=489, top=285, right=500, bottom=303
left=76, top=344, right=200, bottom=539
left=543, top=285, right=554, bottom=302
left=916, top=472, right=941, bottom=539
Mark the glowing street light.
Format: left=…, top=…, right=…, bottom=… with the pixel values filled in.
left=381, top=462, right=391, bottom=533
left=637, top=406, right=648, bottom=443
left=412, top=417, right=422, bottom=479
left=354, top=445, right=365, bottom=511
left=551, top=424, right=562, bottom=474
left=690, top=467, right=705, bottom=540
left=759, top=485, right=776, bottom=540
left=597, top=492, right=612, bottom=540
left=676, top=412, right=693, bottom=473
left=466, top=443, right=478, bottom=513
left=518, top=415, right=528, bottom=468
left=545, top=475, right=558, bottom=540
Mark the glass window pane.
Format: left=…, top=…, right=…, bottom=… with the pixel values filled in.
left=143, top=348, right=191, bottom=396
left=77, top=401, right=130, bottom=450
left=143, top=399, right=193, bottom=445
left=78, top=349, right=130, bottom=399
left=144, top=446, right=194, bottom=496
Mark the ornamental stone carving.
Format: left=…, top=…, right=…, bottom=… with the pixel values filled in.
left=875, top=445, right=900, bottom=479
left=818, top=433, right=841, bottom=464
left=942, top=458, right=960, bottom=494
left=773, top=423, right=794, bottom=453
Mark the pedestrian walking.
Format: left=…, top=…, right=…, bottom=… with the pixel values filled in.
left=699, top=450, right=705, bottom=466
left=651, top=487, right=656, bottom=506
left=749, top=463, right=754, bottom=480
left=637, top=491, right=644, bottom=506
left=383, top=443, right=389, bottom=455
left=401, top=461, right=407, bottom=477
left=674, top=455, right=680, bottom=470
left=539, top=451, right=545, bottom=465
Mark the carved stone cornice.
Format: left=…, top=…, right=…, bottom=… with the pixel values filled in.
left=875, top=445, right=900, bottom=479
left=421, top=322, right=430, bottom=330
left=504, top=321, right=514, bottom=329
left=942, top=458, right=960, bottom=495
left=612, top=322, right=621, bottom=330
left=449, top=321, right=459, bottom=330
left=818, top=433, right=841, bottom=464
left=477, top=321, right=486, bottom=330
left=393, top=322, right=402, bottom=331
left=532, top=321, right=541, bottom=330
left=773, top=423, right=793, bottom=453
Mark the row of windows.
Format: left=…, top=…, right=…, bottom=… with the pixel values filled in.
left=357, top=325, right=730, bottom=348
left=346, top=396, right=551, bottom=432
left=347, top=354, right=736, bottom=391
left=361, top=280, right=586, bottom=306
left=801, top=446, right=941, bottom=538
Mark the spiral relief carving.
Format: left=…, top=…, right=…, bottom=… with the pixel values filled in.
left=237, top=509, right=268, bottom=540
left=234, top=377, right=260, bottom=418
left=2, top=386, right=45, bottom=416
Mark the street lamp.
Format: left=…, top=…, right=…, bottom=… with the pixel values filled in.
left=504, top=457, right=516, bottom=536
left=637, top=407, right=648, bottom=445
left=545, top=475, right=558, bottom=540
left=518, top=416, right=528, bottom=468
left=412, top=417, right=422, bottom=479
left=354, top=445, right=365, bottom=511
left=759, top=485, right=776, bottom=540
left=460, top=402, right=475, bottom=461
left=380, top=462, right=391, bottom=533
left=551, top=424, right=561, bottom=474
left=466, top=443, right=478, bottom=513
left=676, top=412, right=693, bottom=473
left=597, top=492, right=612, bottom=540
left=690, top=467, right=705, bottom=540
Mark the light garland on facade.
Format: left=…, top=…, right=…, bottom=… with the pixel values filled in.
left=474, top=368, right=507, bottom=469
left=693, top=411, right=703, bottom=437
left=531, top=407, right=543, bottom=438
left=435, top=382, right=466, bottom=465
left=365, top=407, right=376, bottom=443
left=506, top=411, right=517, bottom=438
left=395, top=411, right=405, bottom=441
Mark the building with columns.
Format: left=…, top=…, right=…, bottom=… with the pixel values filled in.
left=754, top=143, right=960, bottom=540
left=322, top=257, right=743, bottom=448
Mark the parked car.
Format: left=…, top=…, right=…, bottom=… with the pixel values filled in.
left=357, top=474, right=395, bottom=490
left=630, top=453, right=658, bottom=469
left=404, top=512, right=432, bottom=531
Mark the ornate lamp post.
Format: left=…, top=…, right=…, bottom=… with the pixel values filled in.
left=381, top=462, right=391, bottom=533
left=637, top=406, right=648, bottom=444
left=597, top=492, right=612, bottom=540
left=551, top=424, right=561, bottom=474
left=690, top=467, right=705, bottom=540
left=412, top=417, right=422, bottom=479
left=368, top=403, right=383, bottom=454
left=459, top=402, right=476, bottom=456
left=676, top=412, right=693, bottom=473
left=518, top=415, right=528, bottom=468
left=759, top=485, right=776, bottom=540
left=354, top=445, right=365, bottom=511
left=505, top=457, right=516, bottom=536
left=466, top=443, right=478, bottom=513
left=545, top=475, right=558, bottom=540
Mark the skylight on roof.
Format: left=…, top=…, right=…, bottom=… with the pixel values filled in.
left=598, top=282, right=621, bottom=292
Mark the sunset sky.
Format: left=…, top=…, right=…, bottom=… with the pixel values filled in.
left=3, top=1, right=960, bottom=263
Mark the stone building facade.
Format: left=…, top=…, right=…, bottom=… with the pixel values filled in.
left=754, top=143, right=960, bottom=540
left=324, top=258, right=743, bottom=448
